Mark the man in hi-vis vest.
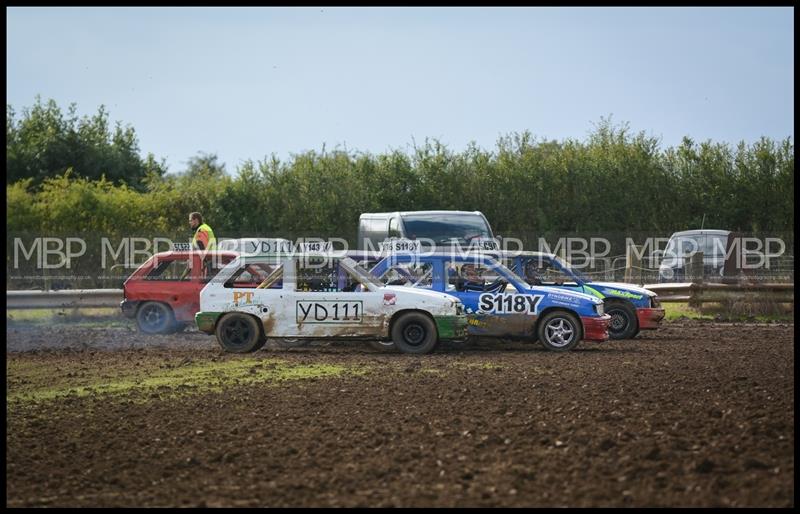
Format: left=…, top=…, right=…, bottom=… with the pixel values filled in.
left=189, top=212, right=216, bottom=250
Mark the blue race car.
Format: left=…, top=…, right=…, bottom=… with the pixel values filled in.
left=501, top=252, right=665, bottom=340
left=351, top=251, right=610, bottom=352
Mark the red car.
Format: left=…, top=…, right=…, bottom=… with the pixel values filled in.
left=120, top=250, right=239, bottom=334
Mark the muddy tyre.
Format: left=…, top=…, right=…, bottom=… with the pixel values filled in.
left=537, top=310, right=582, bottom=352
left=391, top=312, right=438, bottom=354
left=136, top=301, right=177, bottom=335
left=605, top=301, right=639, bottom=340
left=215, top=313, right=266, bottom=353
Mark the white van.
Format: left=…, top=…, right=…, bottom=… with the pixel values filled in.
left=657, top=229, right=732, bottom=282
left=358, top=210, right=495, bottom=250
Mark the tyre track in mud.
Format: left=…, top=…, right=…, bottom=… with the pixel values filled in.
left=6, top=321, right=794, bottom=507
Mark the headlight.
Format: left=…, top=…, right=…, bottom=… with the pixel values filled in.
left=651, top=296, right=661, bottom=308
left=596, top=302, right=604, bottom=316
left=456, top=303, right=464, bottom=315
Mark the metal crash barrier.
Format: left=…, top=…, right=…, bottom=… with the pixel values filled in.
left=6, top=289, right=124, bottom=310
left=5, top=283, right=794, bottom=310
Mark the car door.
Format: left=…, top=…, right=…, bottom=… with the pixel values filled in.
left=287, top=256, right=386, bottom=338
left=190, top=253, right=238, bottom=318
left=140, top=254, right=198, bottom=322
left=446, top=257, right=536, bottom=338
left=212, top=258, right=287, bottom=336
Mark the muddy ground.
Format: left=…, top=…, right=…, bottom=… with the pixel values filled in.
left=5, top=320, right=795, bottom=507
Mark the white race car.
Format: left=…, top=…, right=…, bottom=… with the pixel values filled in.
left=195, top=252, right=468, bottom=354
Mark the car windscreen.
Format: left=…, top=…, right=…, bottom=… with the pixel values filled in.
left=492, top=259, right=530, bottom=288
left=552, top=256, right=589, bottom=282
left=401, top=213, right=492, bottom=244
left=474, top=257, right=529, bottom=289
left=664, top=235, right=703, bottom=257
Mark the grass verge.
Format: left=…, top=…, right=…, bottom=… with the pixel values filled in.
left=663, top=302, right=793, bottom=322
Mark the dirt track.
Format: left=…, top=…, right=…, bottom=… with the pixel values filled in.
left=5, top=321, right=795, bottom=507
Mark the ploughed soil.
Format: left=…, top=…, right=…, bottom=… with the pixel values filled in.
left=5, top=320, right=794, bottom=507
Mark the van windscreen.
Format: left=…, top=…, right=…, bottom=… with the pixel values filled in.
left=401, top=213, right=492, bottom=244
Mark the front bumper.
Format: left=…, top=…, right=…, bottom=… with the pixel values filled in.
left=435, top=315, right=469, bottom=342
left=581, top=314, right=611, bottom=342
left=637, top=308, right=666, bottom=330
left=120, top=299, right=138, bottom=319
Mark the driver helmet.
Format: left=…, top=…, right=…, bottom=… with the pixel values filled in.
left=525, top=259, right=549, bottom=283
left=461, top=263, right=481, bottom=282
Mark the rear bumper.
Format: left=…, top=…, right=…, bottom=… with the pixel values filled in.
left=120, top=299, right=138, bottom=319
left=581, top=314, right=611, bottom=342
left=435, top=315, right=469, bottom=342
left=637, top=308, right=666, bottom=330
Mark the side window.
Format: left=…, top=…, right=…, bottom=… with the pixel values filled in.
left=296, top=258, right=371, bottom=293
left=257, top=265, right=284, bottom=290
left=341, top=266, right=371, bottom=293
left=479, top=265, right=504, bottom=285
left=446, top=261, right=491, bottom=292
left=382, top=262, right=433, bottom=289
left=146, top=258, right=190, bottom=281
left=445, top=261, right=459, bottom=291
left=296, top=257, right=338, bottom=292
left=224, top=263, right=282, bottom=289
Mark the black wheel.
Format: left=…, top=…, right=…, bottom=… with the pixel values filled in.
left=391, top=312, right=438, bottom=354
left=136, top=301, right=177, bottom=334
left=537, top=310, right=582, bottom=352
left=215, top=313, right=266, bottom=353
left=605, top=301, right=639, bottom=340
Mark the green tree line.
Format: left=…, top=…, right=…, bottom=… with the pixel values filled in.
left=6, top=99, right=794, bottom=239
left=7, top=96, right=167, bottom=187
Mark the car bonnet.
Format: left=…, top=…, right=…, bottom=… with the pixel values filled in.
left=588, top=282, right=657, bottom=297
left=525, top=286, right=602, bottom=305
left=383, top=285, right=460, bottom=304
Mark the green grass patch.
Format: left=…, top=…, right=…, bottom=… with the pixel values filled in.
left=7, top=357, right=365, bottom=405
left=663, top=302, right=794, bottom=322
left=663, top=303, right=713, bottom=321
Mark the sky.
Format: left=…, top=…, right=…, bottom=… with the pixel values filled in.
left=6, top=6, right=795, bottom=174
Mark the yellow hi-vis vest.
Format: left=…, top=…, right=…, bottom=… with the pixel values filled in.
left=192, top=223, right=217, bottom=250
